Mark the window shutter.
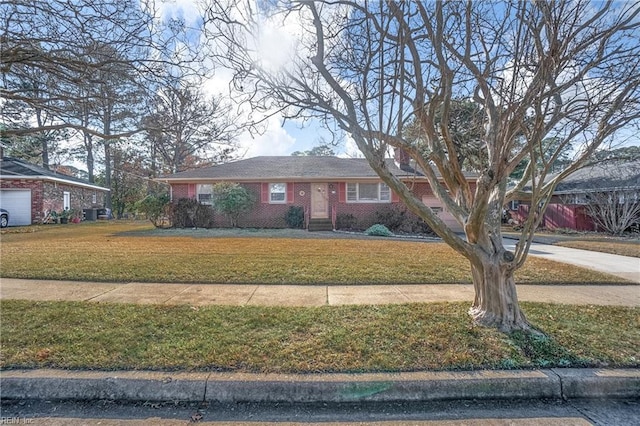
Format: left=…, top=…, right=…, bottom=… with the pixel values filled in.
left=391, top=190, right=400, bottom=203
left=287, top=183, right=294, bottom=204
left=261, top=183, right=269, bottom=203
left=188, top=184, right=196, bottom=198
left=338, top=182, right=346, bottom=203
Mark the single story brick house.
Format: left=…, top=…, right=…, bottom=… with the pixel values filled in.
left=0, top=156, right=109, bottom=226
left=513, top=159, right=640, bottom=231
left=158, top=155, right=477, bottom=231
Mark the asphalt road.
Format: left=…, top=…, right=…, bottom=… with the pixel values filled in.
left=2, top=398, right=639, bottom=425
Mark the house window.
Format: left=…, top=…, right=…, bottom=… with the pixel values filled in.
left=92, top=192, right=97, bottom=204
left=269, top=183, right=287, bottom=203
left=346, top=183, right=391, bottom=203
left=573, top=194, right=587, bottom=205
left=197, top=184, right=214, bottom=205
left=63, top=192, right=71, bottom=210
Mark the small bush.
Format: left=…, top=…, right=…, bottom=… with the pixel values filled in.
left=375, top=205, right=434, bottom=235
left=170, top=198, right=214, bottom=228
left=365, top=224, right=393, bottom=237
left=212, top=182, right=254, bottom=227
left=193, top=205, right=215, bottom=228
left=336, top=213, right=357, bottom=230
left=285, top=206, right=305, bottom=228
left=408, top=218, right=434, bottom=235
left=135, top=194, right=170, bottom=228
left=375, top=205, right=407, bottom=231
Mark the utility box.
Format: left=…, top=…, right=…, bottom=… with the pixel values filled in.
left=83, top=208, right=97, bottom=221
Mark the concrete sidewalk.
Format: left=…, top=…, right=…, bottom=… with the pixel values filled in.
left=2, top=278, right=639, bottom=306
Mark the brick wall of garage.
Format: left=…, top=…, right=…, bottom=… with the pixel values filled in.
left=42, top=181, right=105, bottom=215
left=1, top=179, right=106, bottom=223
left=0, top=179, right=43, bottom=224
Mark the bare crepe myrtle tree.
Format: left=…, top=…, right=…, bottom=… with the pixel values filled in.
left=584, top=189, right=640, bottom=235
left=203, top=1, right=640, bottom=332
left=578, top=159, right=640, bottom=235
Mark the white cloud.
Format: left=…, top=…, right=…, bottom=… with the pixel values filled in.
left=339, top=134, right=363, bottom=158
left=237, top=116, right=297, bottom=157
left=153, top=0, right=201, bottom=25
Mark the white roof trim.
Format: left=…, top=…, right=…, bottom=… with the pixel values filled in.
left=0, top=175, right=110, bottom=191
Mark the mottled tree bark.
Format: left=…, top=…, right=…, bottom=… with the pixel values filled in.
left=469, top=256, right=530, bottom=332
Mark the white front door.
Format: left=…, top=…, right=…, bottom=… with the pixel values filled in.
left=310, top=183, right=329, bottom=219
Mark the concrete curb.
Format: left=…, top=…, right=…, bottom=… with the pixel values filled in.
left=1, top=368, right=638, bottom=403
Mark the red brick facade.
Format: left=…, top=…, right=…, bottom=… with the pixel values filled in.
left=170, top=180, right=443, bottom=229
left=1, top=178, right=106, bottom=224
left=515, top=202, right=596, bottom=231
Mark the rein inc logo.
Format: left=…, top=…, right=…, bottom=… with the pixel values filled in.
left=0, top=418, right=33, bottom=425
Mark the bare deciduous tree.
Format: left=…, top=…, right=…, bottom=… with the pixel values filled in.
left=0, top=0, right=162, bottom=139
left=203, top=0, right=640, bottom=331
left=145, top=76, right=240, bottom=173
left=579, top=160, right=640, bottom=235
left=1, top=0, right=219, bottom=206
left=585, top=189, right=640, bottom=235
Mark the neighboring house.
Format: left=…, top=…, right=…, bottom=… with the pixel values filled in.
left=0, top=156, right=109, bottom=226
left=513, top=159, right=640, bottom=231
left=158, top=155, right=477, bottom=231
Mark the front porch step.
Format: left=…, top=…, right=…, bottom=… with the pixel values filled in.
left=308, top=218, right=333, bottom=232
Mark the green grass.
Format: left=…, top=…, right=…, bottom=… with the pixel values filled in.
left=0, top=221, right=628, bottom=284
left=1, top=300, right=637, bottom=373
left=555, top=240, right=640, bottom=258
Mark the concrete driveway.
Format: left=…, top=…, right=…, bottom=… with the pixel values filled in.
left=503, top=239, right=640, bottom=283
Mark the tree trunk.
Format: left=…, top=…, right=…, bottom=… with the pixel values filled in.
left=36, top=109, right=49, bottom=169
left=85, top=132, right=94, bottom=183
left=468, top=257, right=531, bottom=333
left=103, top=108, right=112, bottom=210
left=103, top=140, right=112, bottom=209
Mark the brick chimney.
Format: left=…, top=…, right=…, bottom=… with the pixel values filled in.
left=394, top=147, right=411, bottom=171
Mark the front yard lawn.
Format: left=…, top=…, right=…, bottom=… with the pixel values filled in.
left=1, top=300, right=637, bottom=373
left=0, top=222, right=629, bottom=284
left=555, top=240, right=640, bottom=258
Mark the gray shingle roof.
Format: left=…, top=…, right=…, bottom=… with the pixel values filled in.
left=1, top=157, right=109, bottom=190
left=159, top=156, right=471, bottom=181
left=551, top=159, right=640, bottom=193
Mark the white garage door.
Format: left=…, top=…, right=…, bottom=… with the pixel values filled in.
left=0, top=189, right=32, bottom=226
